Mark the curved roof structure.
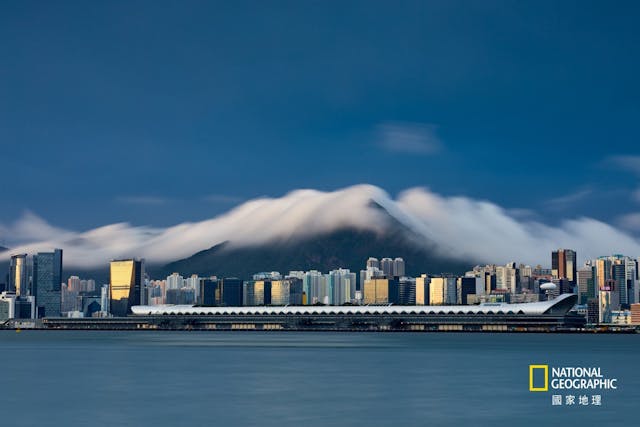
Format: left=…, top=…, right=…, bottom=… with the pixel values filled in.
left=131, top=294, right=577, bottom=316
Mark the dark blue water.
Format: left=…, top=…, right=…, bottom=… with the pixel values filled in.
left=0, top=331, right=638, bottom=426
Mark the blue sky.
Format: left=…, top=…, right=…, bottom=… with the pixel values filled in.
left=1, top=0, right=640, bottom=233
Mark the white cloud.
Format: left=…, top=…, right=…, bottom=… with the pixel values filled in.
left=1, top=184, right=640, bottom=268
left=617, top=213, right=640, bottom=232
left=607, top=155, right=640, bottom=175
left=377, top=122, right=442, bottom=155
left=546, top=189, right=592, bottom=208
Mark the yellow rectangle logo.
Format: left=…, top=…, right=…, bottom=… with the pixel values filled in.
left=529, top=365, right=548, bottom=392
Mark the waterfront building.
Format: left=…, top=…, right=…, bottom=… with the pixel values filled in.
left=496, top=263, right=518, bottom=294
left=586, top=298, right=599, bottom=324
left=100, top=285, right=110, bottom=315
left=14, top=296, right=36, bottom=319
left=198, top=277, right=219, bottom=306
left=457, top=277, right=476, bottom=305
left=33, top=249, right=63, bottom=318
left=577, top=265, right=595, bottom=305
left=109, top=258, right=144, bottom=317
left=302, top=270, right=327, bottom=305
left=220, top=278, right=243, bottom=306
left=363, top=278, right=391, bottom=304
left=416, top=275, right=430, bottom=305
left=244, top=280, right=271, bottom=306
left=552, top=249, right=577, bottom=285
left=630, top=303, right=640, bottom=325
left=599, top=281, right=620, bottom=323
left=396, top=277, right=416, bottom=305
left=327, top=269, right=356, bottom=305
left=284, top=277, right=303, bottom=305
left=0, top=292, right=16, bottom=320
left=166, top=287, right=195, bottom=304
left=8, top=254, right=28, bottom=296
left=429, top=277, right=445, bottom=305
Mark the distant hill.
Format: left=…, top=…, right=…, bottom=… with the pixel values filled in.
left=156, top=227, right=470, bottom=280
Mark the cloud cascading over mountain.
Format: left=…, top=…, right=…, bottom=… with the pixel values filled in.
left=1, top=184, right=639, bottom=268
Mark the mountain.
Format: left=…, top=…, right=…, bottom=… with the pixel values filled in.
left=6, top=183, right=638, bottom=275
left=156, top=223, right=471, bottom=280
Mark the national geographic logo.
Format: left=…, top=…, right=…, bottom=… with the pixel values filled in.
left=529, top=364, right=618, bottom=392
left=529, top=365, right=549, bottom=392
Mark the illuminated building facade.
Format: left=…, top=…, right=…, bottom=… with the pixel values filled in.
left=9, top=254, right=28, bottom=296
left=109, top=259, right=144, bottom=317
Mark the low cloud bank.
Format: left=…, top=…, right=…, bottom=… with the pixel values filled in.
left=1, top=184, right=639, bottom=268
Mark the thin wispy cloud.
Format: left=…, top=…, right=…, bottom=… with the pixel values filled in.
left=606, top=155, right=640, bottom=175
left=546, top=189, right=593, bottom=208
left=115, top=196, right=171, bottom=206
left=377, top=122, right=443, bottom=155
left=617, top=213, right=640, bottom=232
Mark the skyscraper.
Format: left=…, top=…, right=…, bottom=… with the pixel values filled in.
left=33, top=249, right=63, bottom=318
left=327, top=268, right=356, bottom=305
left=9, top=254, right=28, bottom=296
left=109, top=258, right=144, bottom=317
left=366, top=257, right=379, bottom=269
left=577, top=265, right=595, bottom=305
left=220, top=278, right=243, bottom=306
left=380, top=258, right=393, bottom=277
left=552, top=249, right=577, bottom=285
left=393, top=258, right=405, bottom=277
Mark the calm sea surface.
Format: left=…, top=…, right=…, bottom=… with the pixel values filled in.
left=0, top=331, right=638, bottom=426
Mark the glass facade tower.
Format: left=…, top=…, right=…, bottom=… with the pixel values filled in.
left=33, top=249, right=63, bottom=318
left=9, top=254, right=28, bottom=296
left=109, top=259, right=144, bottom=317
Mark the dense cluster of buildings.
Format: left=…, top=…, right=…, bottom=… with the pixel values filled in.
left=2, top=248, right=640, bottom=326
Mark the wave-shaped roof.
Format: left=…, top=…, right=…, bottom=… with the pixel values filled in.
left=131, top=294, right=576, bottom=316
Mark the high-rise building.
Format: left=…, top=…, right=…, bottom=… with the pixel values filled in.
left=576, top=265, right=595, bottom=305
left=100, top=285, right=110, bottom=315
left=9, top=254, right=28, bottom=296
left=366, top=257, right=380, bottom=269
left=458, top=277, right=476, bottom=305
left=220, top=278, right=243, bottom=306
left=109, top=259, right=144, bottom=317
left=68, top=276, right=81, bottom=293
left=428, top=277, right=446, bottom=305
left=243, top=280, right=271, bottom=306
left=302, top=270, right=327, bottom=305
left=199, top=277, right=219, bottom=306
left=416, top=275, right=430, bottom=305
left=363, top=278, right=391, bottom=304
left=396, top=277, right=415, bottom=305
left=496, top=264, right=518, bottom=294
left=380, top=258, right=393, bottom=278
left=166, top=273, right=184, bottom=290
left=327, top=269, right=356, bottom=305
left=552, top=249, right=577, bottom=285
left=33, top=249, right=63, bottom=318
left=393, top=258, right=405, bottom=277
